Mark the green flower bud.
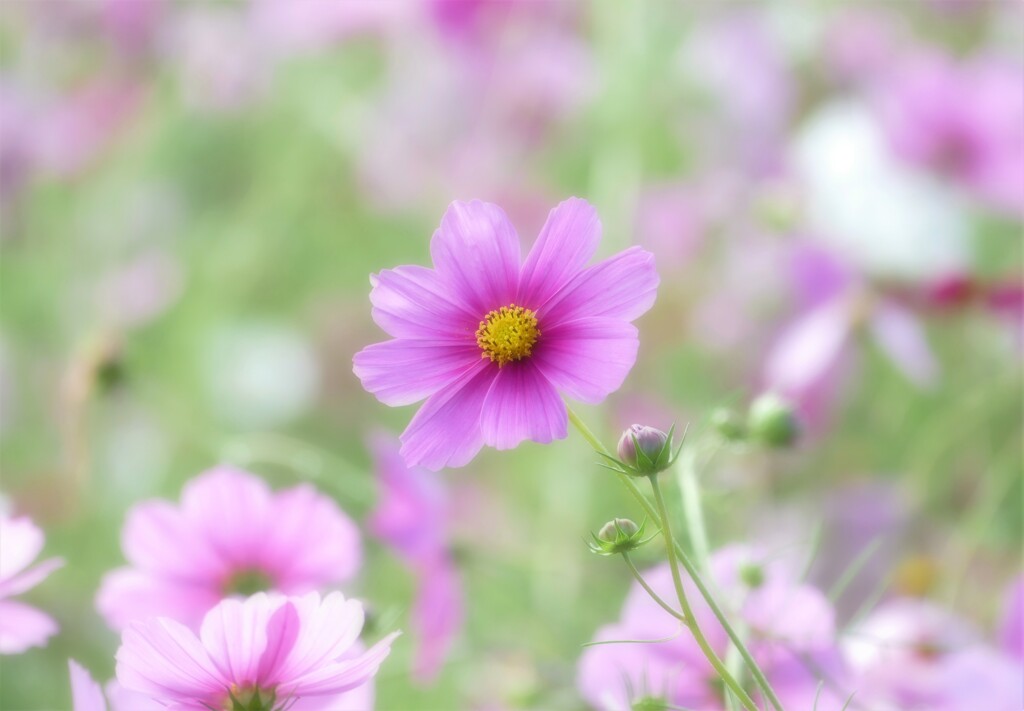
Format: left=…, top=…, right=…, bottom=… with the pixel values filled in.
left=588, top=518, right=653, bottom=556
left=616, top=425, right=672, bottom=475
left=747, top=394, right=800, bottom=447
left=739, top=563, right=765, bottom=589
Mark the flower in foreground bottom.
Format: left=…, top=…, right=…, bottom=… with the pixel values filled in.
left=116, top=591, right=398, bottom=710
left=353, top=197, right=659, bottom=470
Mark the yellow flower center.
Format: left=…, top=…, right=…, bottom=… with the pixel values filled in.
left=475, top=304, right=540, bottom=367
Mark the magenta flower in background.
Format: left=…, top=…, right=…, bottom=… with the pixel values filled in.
left=97, top=466, right=361, bottom=631
left=116, top=591, right=396, bottom=710
left=369, top=434, right=463, bottom=682
left=845, top=597, right=1023, bottom=710
left=0, top=514, right=64, bottom=654
left=1001, top=574, right=1023, bottom=660
left=353, top=198, right=658, bottom=470
left=876, top=49, right=1024, bottom=217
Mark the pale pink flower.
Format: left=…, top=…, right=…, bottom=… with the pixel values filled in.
left=0, top=514, right=63, bottom=654
left=116, top=591, right=397, bottom=710
left=353, top=198, right=658, bottom=470
left=97, top=467, right=361, bottom=631
left=69, top=660, right=161, bottom=711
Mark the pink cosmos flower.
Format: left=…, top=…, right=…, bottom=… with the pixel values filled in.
left=845, top=597, right=1022, bottom=710
left=0, top=514, right=64, bottom=654
left=97, top=466, right=361, bottom=631
left=369, top=434, right=463, bottom=683
left=116, top=591, right=396, bottom=710
left=353, top=198, right=658, bottom=470
left=578, top=545, right=847, bottom=710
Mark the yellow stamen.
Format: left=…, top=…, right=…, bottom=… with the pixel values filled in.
left=475, top=304, right=540, bottom=367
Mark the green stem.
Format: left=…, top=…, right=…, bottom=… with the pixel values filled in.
left=649, top=475, right=759, bottom=711
left=567, top=407, right=784, bottom=711
left=621, top=552, right=688, bottom=623
left=677, top=446, right=711, bottom=570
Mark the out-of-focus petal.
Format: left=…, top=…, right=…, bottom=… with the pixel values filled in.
left=96, top=568, right=221, bottom=632
left=411, top=559, right=463, bottom=684
left=869, top=301, right=939, bottom=387
left=0, top=600, right=58, bottom=654
left=764, top=299, right=852, bottom=397
left=0, top=516, right=44, bottom=581
left=69, top=660, right=107, bottom=711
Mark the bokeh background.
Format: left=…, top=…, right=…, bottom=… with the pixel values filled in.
left=0, top=1, right=1021, bottom=709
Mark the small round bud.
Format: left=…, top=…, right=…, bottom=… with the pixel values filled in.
left=739, top=563, right=765, bottom=589
left=710, top=407, right=745, bottom=441
left=598, top=518, right=639, bottom=543
left=617, top=424, right=671, bottom=474
left=588, top=518, right=650, bottom=556
left=747, top=394, right=799, bottom=447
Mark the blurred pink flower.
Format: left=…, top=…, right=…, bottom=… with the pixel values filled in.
left=69, top=660, right=161, bottom=711
left=0, top=514, right=64, bottom=654
left=353, top=198, right=658, bottom=470
left=369, top=434, right=463, bottom=683
left=97, top=467, right=361, bottom=631
left=764, top=246, right=938, bottom=422
left=876, top=50, right=1024, bottom=217
left=846, top=597, right=1022, bottom=710
left=116, top=591, right=397, bottom=709
left=578, top=545, right=846, bottom=710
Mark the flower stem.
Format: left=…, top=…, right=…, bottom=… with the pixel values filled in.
left=677, top=445, right=711, bottom=570
left=648, top=474, right=759, bottom=711
left=567, top=408, right=785, bottom=711
left=621, top=552, right=687, bottom=623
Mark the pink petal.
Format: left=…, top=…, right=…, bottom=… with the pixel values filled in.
left=764, top=299, right=851, bottom=396
left=0, top=516, right=44, bottom=581
left=69, top=660, right=107, bottom=711
left=430, top=200, right=521, bottom=316
left=411, top=559, right=463, bottom=684
left=517, top=197, right=600, bottom=309
left=121, top=501, right=225, bottom=583
left=96, top=568, right=220, bottom=632
left=479, top=363, right=567, bottom=450
left=273, top=592, right=366, bottom=686
left=540, top=246, right=658, bottom=327
left=116, top=616, right=225, bottom=702
left=353, top=339, right=479, bottom=407
left=285, top=631, right=399, bottom=696
left=368, top=265, right=479, bottom=341
left=0, top=600, right=59, bottom=654
left=262, top=485, right=362, bottom=588
left=0, top=556, right=63, bottom=598
left=199, top=594, right=273, bottom=686
left=399, top=361, right=493, bottom=471
left=869, top=301, right=939, bottom=387
left=744, top=582, right=836, bottom=655
left=255, top=599, right=301, bottom=682
left=533, top=317, right=639, bottom=404
left=179, top=468, right=273, bottom=573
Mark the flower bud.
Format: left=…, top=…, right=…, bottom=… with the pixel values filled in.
left=710, top=407, right=745, bottom=441
left=588, top=518, right=651, bottom=556
left=739, top=563, right=765, bottom=589
left=747, top=394, right=799, bottom=447
left=598, top=518, right=640, bottom=542
left=617, top=424, right=671, bottom=474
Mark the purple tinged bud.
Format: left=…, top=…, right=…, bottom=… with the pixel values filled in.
left=617, top=424, right=671, bottom=473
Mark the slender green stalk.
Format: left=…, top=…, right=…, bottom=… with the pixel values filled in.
left=677, top=446, right=711, bottom=570
left=649, top=475, right=759, bottom=711
left=567, top=407, right=784, bottom=711
left=621, top=552, right=687, bottom=623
